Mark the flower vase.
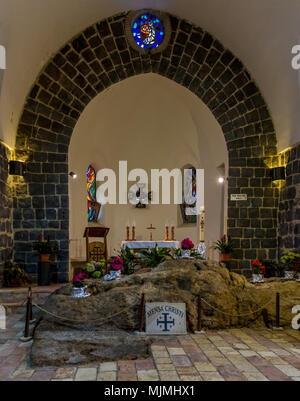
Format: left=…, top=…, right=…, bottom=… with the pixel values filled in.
left=252, top=274, right=264, bottom=283
left=296, top=273, right=300, bottom=282
left=284, top=270, right=294, bottom=280
left=72, top=285, right=89, bottom=298
left=181, top=249, right=191, bottom=258
left=220, top=253, right=231, bottom=262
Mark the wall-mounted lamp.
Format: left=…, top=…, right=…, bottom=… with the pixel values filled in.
left=69, top=172, right=77, bottom=179
left=270, top=166, right=285, bottom=182
left=218, top=177, right=225, bottom=184
left=9, top=160, right=26, bottom=176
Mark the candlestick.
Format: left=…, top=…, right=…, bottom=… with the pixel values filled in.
left=132, top=225, right=136, bottom=241
left=126, top=226, right=130, bottom=241
left=200, top=211, right=205, bottom=242
left=165, top=226, right=169, bottom=241
left=171, top=226, right=175, bottom=241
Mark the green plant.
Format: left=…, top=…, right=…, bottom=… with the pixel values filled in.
left=85, top=260, right=105, bottom=279
left=213, top=235, right=234, bottom=254
left=33, top=235, right=58, bottom=255
left=141, top=245, right=171, bottom=268
left=4, top=261, right=32, bottom=287
left=280, top=251, right=300, bottom=271
left=117, top=247, right=137, bottom=275
left=190, top=249, right=205, bottom=260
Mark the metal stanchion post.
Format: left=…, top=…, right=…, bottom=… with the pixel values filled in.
left=134, top=293, right=146, bottom=336
left=20, top=287, right=33, bottom=342
left=273, top=292, right=283, bottom=331
left=195, top=294, right=205, bottom=334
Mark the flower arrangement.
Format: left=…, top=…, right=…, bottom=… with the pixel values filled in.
left=117, top=247, right=137, bottom=275
left=251, top=260, right=266, bottom=275
left=213, top=235, right=234, bottom=254
left=280, top=251, right=300, bottom=271
left=181, top=238, right=194, bottom=250
left=111, top=257, right=123, bottom=271
left=86, top=260, right=105, bottom=279
left=72, top=273, right=87, bottom=288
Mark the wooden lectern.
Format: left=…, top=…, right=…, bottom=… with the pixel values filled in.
left=83, top=227, right=110, bottom=270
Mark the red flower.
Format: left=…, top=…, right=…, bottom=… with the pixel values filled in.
left=181, top=238, right=194, bottom=250
left=111, top=257, right=123, bottom=270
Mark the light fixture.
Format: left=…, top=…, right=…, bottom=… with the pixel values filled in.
left=218, top=177, right=225, bottom=184
left=69, top=172, right=77, bottom=179
left=9, top=160, right=25, bottom=176
left=270, top=167, right=285, bottom=182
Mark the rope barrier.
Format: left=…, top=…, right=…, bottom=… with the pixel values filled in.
left=200, top=295, right=276, bottom=318
left=32, top=297, right=139, bottom=326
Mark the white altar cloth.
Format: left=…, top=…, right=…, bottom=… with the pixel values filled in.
left=121, top=241, right=180, bottom=250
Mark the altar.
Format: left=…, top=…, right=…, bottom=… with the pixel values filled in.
left=121, top=241, right=180, bottom=250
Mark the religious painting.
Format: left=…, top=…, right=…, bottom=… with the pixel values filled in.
left=87, top=165, right=101, bottom=222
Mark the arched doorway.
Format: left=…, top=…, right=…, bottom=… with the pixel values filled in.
left=13, top=11, right=278, bottom=280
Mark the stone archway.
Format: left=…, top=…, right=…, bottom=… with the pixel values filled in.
left=14, top=11, right=278, bottom=281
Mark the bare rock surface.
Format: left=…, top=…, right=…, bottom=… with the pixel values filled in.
left=31, top=260, right=300, bottom=366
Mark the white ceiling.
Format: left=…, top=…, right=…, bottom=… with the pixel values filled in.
left=0, top=0, right=299, bottom=151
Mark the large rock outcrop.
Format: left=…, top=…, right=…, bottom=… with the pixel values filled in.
left=31, top=260, right=300, bottom=366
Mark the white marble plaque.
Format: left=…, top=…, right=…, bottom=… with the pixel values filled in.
left=231, top=194, right=247, bottom=201
left=145, top=303, right=187, bottom=335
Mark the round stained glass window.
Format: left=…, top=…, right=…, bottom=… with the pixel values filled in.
left=132, top=14, right=164, bottom=49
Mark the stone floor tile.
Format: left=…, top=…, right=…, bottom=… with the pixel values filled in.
left=170, top=355, right=192, bottom=366
left=75, top=367, right=97, bottom=381
left=201, top=372, right=225, bottom=381
left=155, top=357, right=171, bottom=364
left=30, top=369, right=55, bottom=381
left=117, top=373, right=137, bottom=381
left=256, top=366, right=292, bottom=381
left=99, top=362, right=117, bottom=372
left=97, top=371, right=117, bottom=381
left=180, top=375, right=202, bottom=381
left=135, top=359, right=155, bottom=371
left=243, top=371, right=269, bottom=381
left=159, top=371, right=180, bottom=381
left=156, top=363, right=175, bottom=371
left=137, top=370, right=159, bottom=381
left=274, top=364, right=300, bottom=377
left=194, top=362, right=217, bottom=372
left=53, top=367, right=76, bottom=379
left=167, top=348, right=186, bottom=355
left=152, top=351, right=169, bottom=358
left=239, top=350, right=258, bottom=357
left=176, top=366, right=199, bottom=375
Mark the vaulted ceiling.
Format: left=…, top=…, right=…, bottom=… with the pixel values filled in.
left=0, top=0, right=299, bottom=151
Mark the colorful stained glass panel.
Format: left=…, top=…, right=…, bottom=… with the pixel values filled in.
left=132, top=14, right=164, bottom=49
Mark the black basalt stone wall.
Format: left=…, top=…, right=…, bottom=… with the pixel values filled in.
left=0, top=142, right=13, bottom=284
left=13, top=11, right=279, bottom=280
left=279, top=142, right=300, bottom=254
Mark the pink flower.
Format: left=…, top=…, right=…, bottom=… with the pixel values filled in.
left=181, top=238, right=194, bottom=250
left=111, top=257, right=123, bottom=271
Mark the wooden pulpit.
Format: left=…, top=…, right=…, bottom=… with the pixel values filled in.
left=83, top=227, right=110, bottom=270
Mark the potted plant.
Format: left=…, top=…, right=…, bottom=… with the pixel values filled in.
left=33, top=235, right=58, bottom=286
left=213, top=235, right=234, bottom=262
left=86, top=260, right=105, bottom=279
left=118, top=247, right=137, bottom=275
left=280, top=251, right=300, bottom=280
left=72, top=273, right=89, bottom=298
left=251, top=260, right=266, bottom=283
left=110, top=257, right=123, bottom=279
left=141, top=245, right=171, bottom=267
left=181, top=238, right=194, bottom=258
left=3, top=261, right=32, bottom=288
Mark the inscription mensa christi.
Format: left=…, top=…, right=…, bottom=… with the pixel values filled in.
left=145, top=303, right=187, bottom=335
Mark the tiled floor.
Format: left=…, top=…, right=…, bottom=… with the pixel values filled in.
left=0, top=312, right=300, bottom=381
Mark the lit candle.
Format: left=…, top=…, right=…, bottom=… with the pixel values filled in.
left=200, top=211, right=205, bottom=242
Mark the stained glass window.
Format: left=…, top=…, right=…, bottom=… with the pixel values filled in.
left=87, top=165, right=99, bottom=222
left=132, top=14, right=164, bottom=49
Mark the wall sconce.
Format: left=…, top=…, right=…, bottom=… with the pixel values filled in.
left=69, top=172, right=77, bottom=179
left=9, top=160, right=26, bottom=176
left=218, top=177, right=225, bottom=184
left=270, top=166, right=285, bottom=182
